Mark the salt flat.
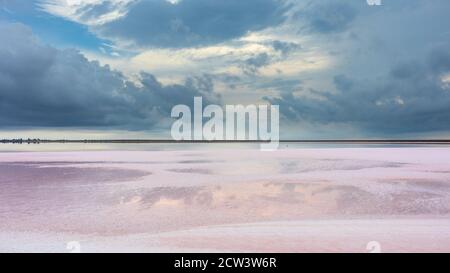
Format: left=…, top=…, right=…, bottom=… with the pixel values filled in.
left=1, top=148, right=450, bottom=252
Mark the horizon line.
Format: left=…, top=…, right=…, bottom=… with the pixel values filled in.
left=2, top=139, right=450, bottom=144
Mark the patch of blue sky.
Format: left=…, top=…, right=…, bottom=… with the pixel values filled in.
left=0, top=3, right=107, bottom=53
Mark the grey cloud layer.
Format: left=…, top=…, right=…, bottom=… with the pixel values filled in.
left=0, top=23, right=217, bottom=129
left=3, top=0, right=450, bottom=137
left=266, top=49, right=450, bottom=134
left=261, top=0, right=450, bottom=135
left=295, top=1, right=357, bottom=34
left=92, top=0, right=289, bottom=48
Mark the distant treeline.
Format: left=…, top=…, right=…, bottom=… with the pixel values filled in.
left=2, top=139, right=450, bottom=144
left=0, top=139, right=269, bottom=144
left=1, top=138, right=42, bottom=144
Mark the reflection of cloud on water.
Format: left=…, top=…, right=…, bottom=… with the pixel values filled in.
left=188, top=157, right=407, bottom=177
left=115, top=179, right=450, bottom=218
left=0, top=163, right=151, bottom=186
left=119, top=186, right=213, bottom=208
left=278, top=159, right=405, bottom=174
left=379, top=179, right=450, bottom=191
left=2, top=148, right=450, bottom=242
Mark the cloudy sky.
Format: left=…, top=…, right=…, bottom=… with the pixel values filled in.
left=0, top=0, right=449, bottom=139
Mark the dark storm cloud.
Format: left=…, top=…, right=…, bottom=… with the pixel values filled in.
left=0, top=22, right=217, bottom=129
left=93, top=0, right=289, bottom=48
left=239, top=40, right=301, bottom=76
left=254, top=78, right=302, bottom=92
left=333, top=75, right=354, bottom=92
left=296, top=1, right=357, bottom=34
left=266, top=49, right=450, bottom=134
left=241, top=53, right=271, bottom=75
left=271, top=40, right=301, bottom=56
left=260, top=0, right=450, bottom=135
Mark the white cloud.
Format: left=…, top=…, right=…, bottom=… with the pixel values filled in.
left=37, top=0, right=136, bottom=25
left=442, top=73, right=450, bottom=89
left=165, top=0, right=181, bottom=4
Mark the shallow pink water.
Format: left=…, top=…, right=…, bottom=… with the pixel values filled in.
left=1, top=148, right=450, bottom=252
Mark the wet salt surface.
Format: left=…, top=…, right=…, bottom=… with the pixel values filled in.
left=1, top=148, right=450, bottom=252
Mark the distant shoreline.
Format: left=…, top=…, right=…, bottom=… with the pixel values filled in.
left=2, top=139, right=450, bottom=145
